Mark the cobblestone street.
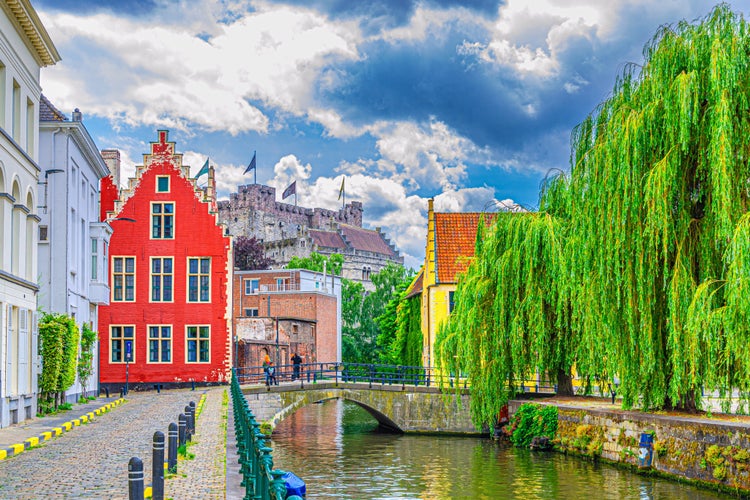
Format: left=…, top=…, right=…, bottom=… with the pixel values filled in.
left=0, top=389, right=218, bottom=499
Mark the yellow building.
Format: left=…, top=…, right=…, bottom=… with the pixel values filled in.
left=409, top=199, right=494, bottom=369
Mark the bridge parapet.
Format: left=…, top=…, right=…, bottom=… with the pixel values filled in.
left=241, top=382, right=481, bottom=435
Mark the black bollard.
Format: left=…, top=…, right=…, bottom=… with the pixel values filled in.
left=167, top=422, right=178, bottom=473
left=191, top=380, right=195, bottom=391
left=152, top=431, right=165, bottom=500
left=178, top=413, right=186, bottom=447
left=128, top=457, right=145, bottom=500
left=189, top=401, right=196, bottom=432
left=184, top=405, right=193, bottom=440
left=105, top=387, right=110, bottom=398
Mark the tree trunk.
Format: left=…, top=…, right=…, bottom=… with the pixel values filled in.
left=556, top=368, right=574, bottom=396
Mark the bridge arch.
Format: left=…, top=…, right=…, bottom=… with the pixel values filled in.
left=241, top=382, right=479, bottom=435
left=272, top=391, right=403, bottom=433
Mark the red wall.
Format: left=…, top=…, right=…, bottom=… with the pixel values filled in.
left=99, top=131, right=231, bottom=386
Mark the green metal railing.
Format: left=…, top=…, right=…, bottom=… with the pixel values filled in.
left=231, top=370, right=303, bottom=500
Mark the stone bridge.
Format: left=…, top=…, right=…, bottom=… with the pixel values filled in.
left=241, top=382, right=481, bottom=435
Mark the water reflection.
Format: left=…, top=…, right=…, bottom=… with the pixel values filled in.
left=268, top=399, right=727, bottom=499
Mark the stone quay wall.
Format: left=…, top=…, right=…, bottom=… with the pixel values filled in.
left=509, top=400, right=750, bottom=494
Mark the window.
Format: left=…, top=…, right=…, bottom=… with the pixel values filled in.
left=112, top=257, right=135, bottom=301
left=12, top=79, right=19, bottom=142
left=276, top=278, right=288, bottom=291
left=187, top=257, right=210, bottom=302
left=448, top=291, right=456, bottom=314
left=111, top=326, right=134, bottom=363
left=151, top=202, right=174, bottom=239
left=244, top=308, right=258, bottom=317
left=292, top=324, right=299, bottom=335
left=26, top=98, right=34, bottom=152
left=148, top=325, right=172, bottom=363
left=244, top=278, right=259, bottom=295
left=91, top=238, right=98, bottom=280
left=39, top=225, right=48, bottom=242
left=156, top=176, right=170, bottom=192
left=186, top=326, right=210, bottom=363
left=151, top=257, right=173, bottom=302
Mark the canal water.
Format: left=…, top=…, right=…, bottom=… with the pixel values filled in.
left=268, top=399, right=729, bottom=499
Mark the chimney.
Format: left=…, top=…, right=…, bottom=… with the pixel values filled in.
left=101, top=149, right=121, bottom=187
left=72, top=108, right=82, bottom=122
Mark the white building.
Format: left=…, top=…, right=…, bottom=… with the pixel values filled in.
left=37, top=96, right=111, bottom=403
left=0, top=0, right=60, bottom=427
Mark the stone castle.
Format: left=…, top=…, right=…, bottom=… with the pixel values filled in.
left=217, top=183, right=403, bottom=288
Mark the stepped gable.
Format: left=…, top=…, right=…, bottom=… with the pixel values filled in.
left=434, top=212, right=495, bottom=283
left=105, top=130, right=219, bottom=221
left=339, top=224, right=398, bottom=257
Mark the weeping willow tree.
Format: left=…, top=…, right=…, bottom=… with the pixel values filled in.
left=568, top=4, right=750, bottom=411
left=436, top=179, right=575, bottom=428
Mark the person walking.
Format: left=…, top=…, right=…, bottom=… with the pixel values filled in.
left=262, top=354, right=272, bottom=386
left=291, top=353, right=302, bottom=380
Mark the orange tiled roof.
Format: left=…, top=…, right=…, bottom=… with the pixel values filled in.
left=434, top=212, right=495, bottom=283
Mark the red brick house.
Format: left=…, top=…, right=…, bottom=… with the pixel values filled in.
left=232, top=269, right=341, bottom=370
left=98, top=131, right=231, bottom=391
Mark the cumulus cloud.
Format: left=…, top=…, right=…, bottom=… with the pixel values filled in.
left=39, top=4, right=361, bottom=134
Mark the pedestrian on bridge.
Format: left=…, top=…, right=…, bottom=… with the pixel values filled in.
left=263, top=355, right=274, bottom=386
left=292, top=353, right=302, bottom=380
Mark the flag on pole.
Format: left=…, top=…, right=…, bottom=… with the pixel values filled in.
left=338, top=177, right=345, bottom=200
left=244, top=151, right=257, bottom=174
left=282, top=180, right=296, bottom=200
left=195, top=158, right=209, bottom=179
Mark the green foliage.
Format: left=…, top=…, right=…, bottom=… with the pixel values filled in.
left=506, top=403, right=558, bottom=448
left=437, top=4, right=750, bottom=424
left=38, top=312, right=81, bottom=409
left=392, top=294, right=423, bottom=367
left=77, top=323, right=97, bottom=398
left=342, top=263, right=414, bottom=364
left=38, top=313, right=65, bottom=397
left=342, top=279, right=366, bottom=363
left=286, top=252, right=343, bottom=275
left=436, top=204, right=574, bottom=428
left=58, top=315, right=80, bottom=393
left=376, top=272, right=420, bottom=366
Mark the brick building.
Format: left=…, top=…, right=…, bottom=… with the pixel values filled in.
left=218, top=183, right=402, bottom=289
left=232, top=268, right=341, bottom=369
left=98, top=131, right=231, bottom=391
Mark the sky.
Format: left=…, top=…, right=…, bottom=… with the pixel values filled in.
left=33, top=0, right=750, bottom=269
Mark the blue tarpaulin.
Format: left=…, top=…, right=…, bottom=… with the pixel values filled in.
left=283, top=471, right=306, bottom=498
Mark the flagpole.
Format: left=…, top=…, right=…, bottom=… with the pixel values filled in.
left=254, top=150, right=257, bottom=185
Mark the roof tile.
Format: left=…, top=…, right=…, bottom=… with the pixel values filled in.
left=434, top=212, right=495, bottom=283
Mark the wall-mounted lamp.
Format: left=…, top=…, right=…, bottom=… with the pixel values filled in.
left=109, top=217, right=136, bottom=223
left=37, top=168, right=64, bottom=214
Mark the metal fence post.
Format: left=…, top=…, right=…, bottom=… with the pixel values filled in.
left=178, top=413, right=186, bottom=447
left=128, top=457, right=144, bottom=500
left=167, top=422, right=178, bottom=473
left=152, top=431, right=165, bottom=500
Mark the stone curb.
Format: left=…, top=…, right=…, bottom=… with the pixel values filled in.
left=0, top=398, right=126, bottom=461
